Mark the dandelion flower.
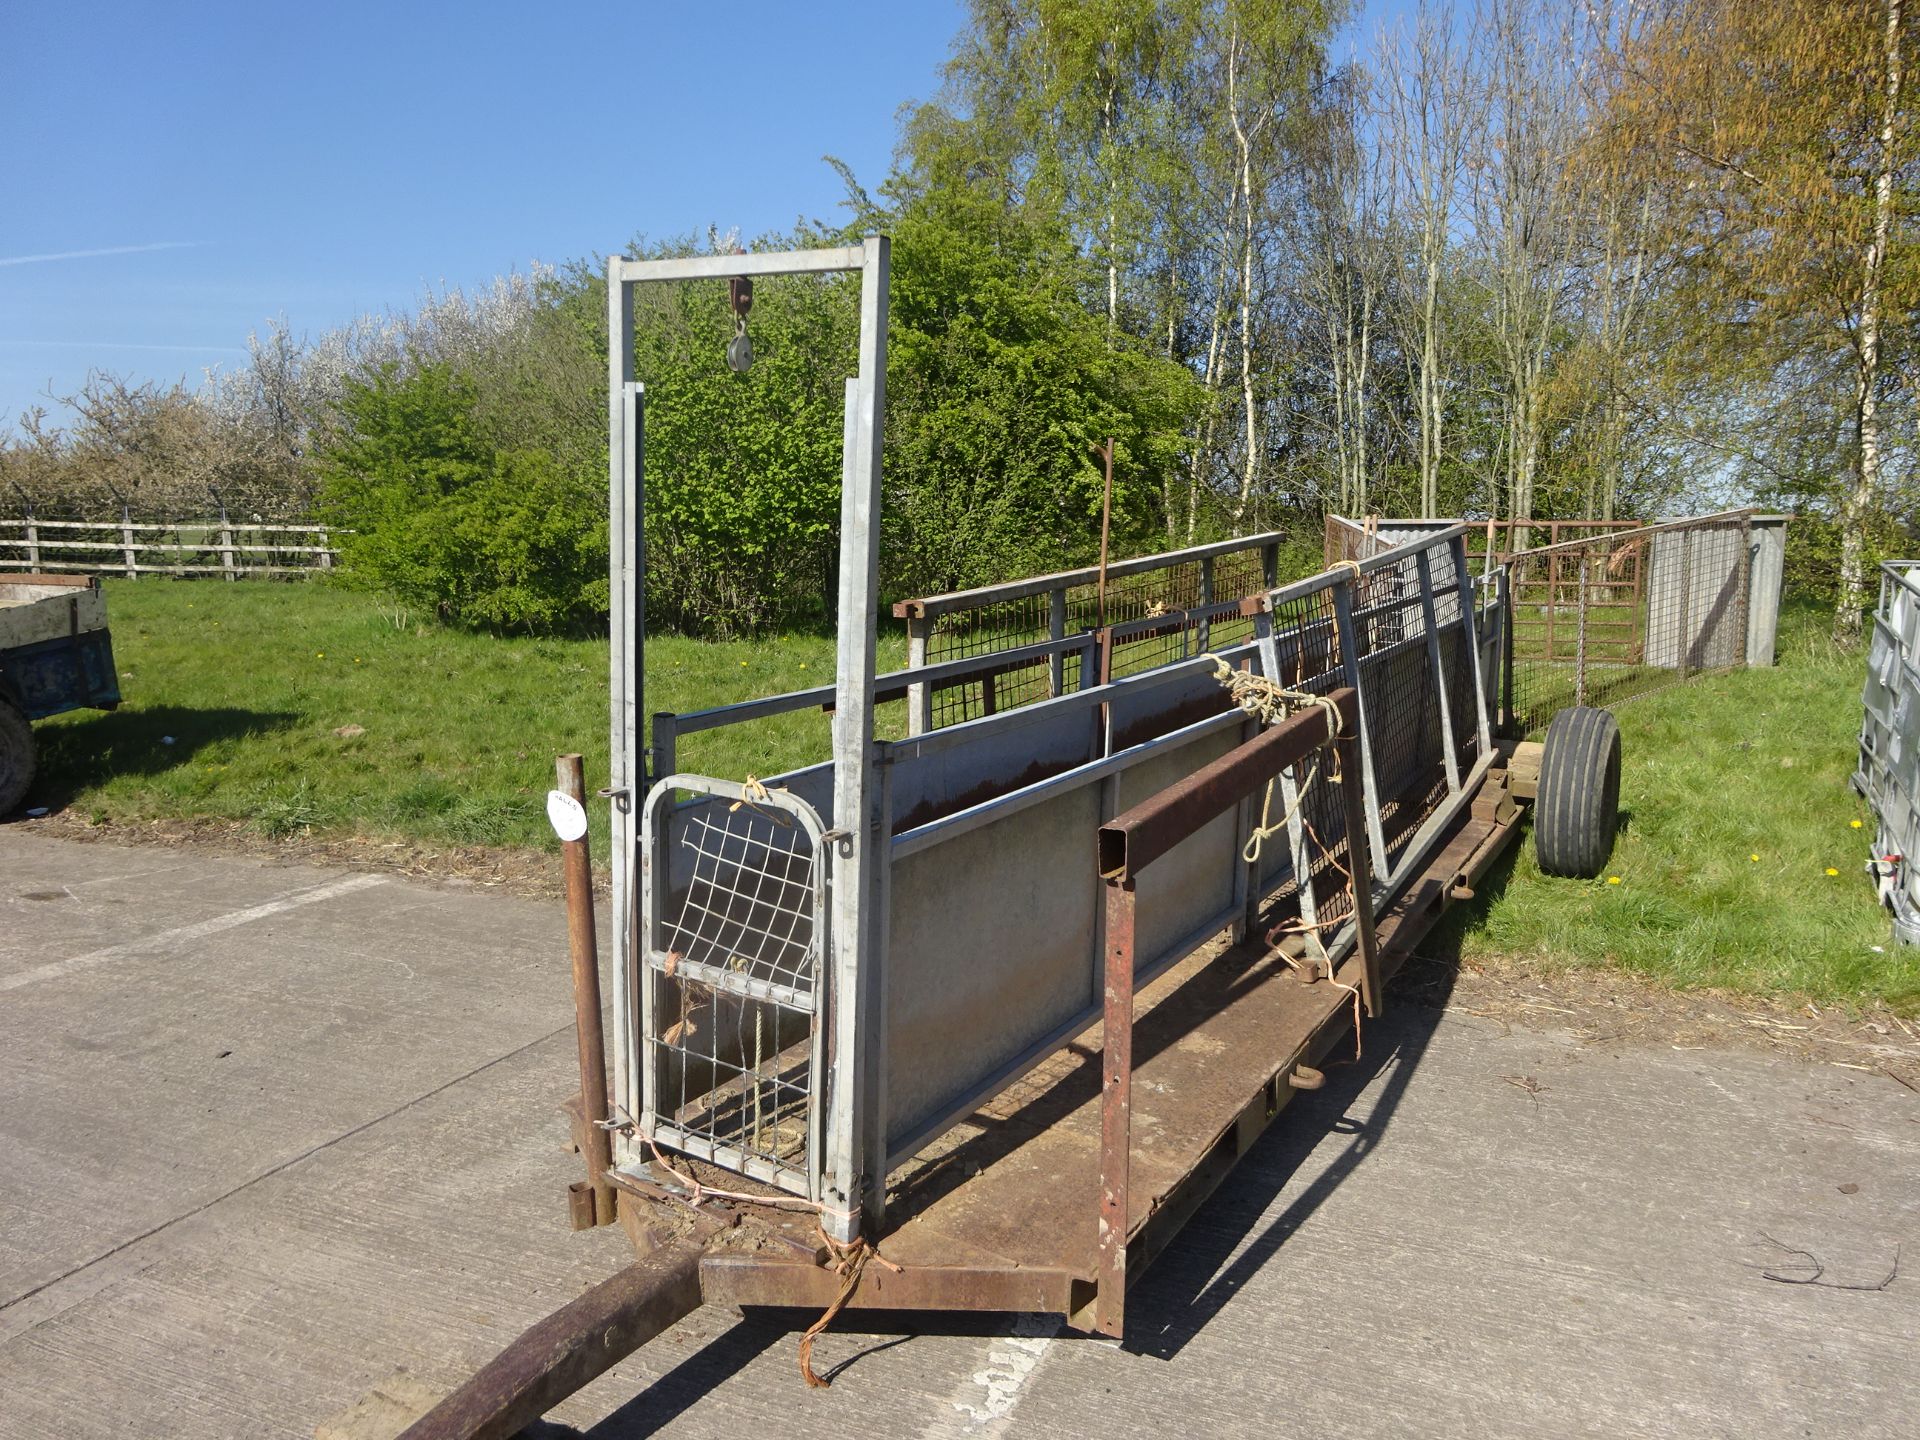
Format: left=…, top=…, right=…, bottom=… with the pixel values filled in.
left=1851, top=819, right=1864, bottom=829
left=316, top=651, right=324, bottom=658
left=1825, top=867, right=1839, bottom=877
left=1606, top=875, right=1622, bottom=885
left=1749, top=853, right=1760, bottom=862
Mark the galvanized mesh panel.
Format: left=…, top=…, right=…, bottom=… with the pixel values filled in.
left=1857, top=563, right=1920, bottom=940
left=1254, top=531, right=1482, bottom=937
left=916, top=538, right=1276, bottom=727
left=644, top=791, right=824, bottom=1197
left=1505, top=514, right=1751, bottom=735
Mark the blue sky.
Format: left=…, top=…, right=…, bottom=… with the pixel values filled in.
left=0, top=1, right=966, bottom=424
left=1, top=1, right=1410, bottom=429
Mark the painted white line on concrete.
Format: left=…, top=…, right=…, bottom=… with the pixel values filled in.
left=0, top=873, right=387, bottom=993
left=931, top=1312, right=1061, bottom=1436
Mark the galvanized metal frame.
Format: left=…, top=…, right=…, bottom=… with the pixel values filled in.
left=608, top=241, right=891, bottom=1243
left=637, top=773, right=831, bottom=1197
left=610, top=245, right=1502, bottom=1250
left=632, top=527, right=1497, bottom=1213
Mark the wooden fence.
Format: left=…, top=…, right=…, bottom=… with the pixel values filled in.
left=0, top=515, right=339, bottom=579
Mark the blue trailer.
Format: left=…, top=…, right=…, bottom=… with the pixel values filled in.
left=0, top=574, right=121, bottom=813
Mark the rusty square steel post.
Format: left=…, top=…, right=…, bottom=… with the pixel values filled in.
left=1096, top=875, right=1136, bottom=1339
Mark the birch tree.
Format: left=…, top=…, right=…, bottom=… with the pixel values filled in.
left=1377, top=2, right=1483, bottom=518
left=1471, top=0, right=1586, bottom=540
left=1607, top=0, right=1917, bottom=641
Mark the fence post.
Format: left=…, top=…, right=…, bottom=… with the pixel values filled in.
left=1262, top=539, right=1280, bottom=592
left=1574, top=549, right=1589, bottom=708
left=905, top=616, right=932, bottom=736
left=23, top=505, right=39, bottom=571
left=121, top=504, right=137, bottom=580
left=317, top=525, right=335, bottom=572
left=218, top=502, right=236, bottom=581
left=1048, top=586, right=1067, bottom=698
left=1545, top=551, right=1558, bottom=661
left=1198, top=556, right=1215, bottom=653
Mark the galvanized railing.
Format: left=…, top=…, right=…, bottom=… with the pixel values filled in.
left=1329, top=511, right=1788, bottom=735
left=623, top=525, right=1500, bottom=1235
left=892, top=532, right=1285, bottom=733
left=1858, top=561, right=1920, bottom=945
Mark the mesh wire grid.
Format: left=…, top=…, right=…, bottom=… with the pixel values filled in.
left=649, top=797, right=823, bottom=1192
left=1505, top=515, right=1751, bottom=736
left=918, top=540, right=1275, bottom=727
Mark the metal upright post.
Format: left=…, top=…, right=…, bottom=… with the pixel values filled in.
left=1415, top=547, right=1461, bottom=795
left=1048, top=586, right=1068, bottom=697
left=827, top=238, right=891, bottom=1241
left=1574, top=549, right=1589, bottom=708
left=1451, top=533, right=1493, bottom=755
left=606, top=260, right=640, bottom=1154
left=1331, top=577, right=1391, bottom=880
left=905, top=616, right=932, bottom=735
left=1198, top=555, right=1215, bottom=652
left=1095, top=875, right=1136, bottom=1340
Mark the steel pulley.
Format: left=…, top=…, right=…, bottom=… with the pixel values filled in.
left=726, top=270, right=754, bottom=373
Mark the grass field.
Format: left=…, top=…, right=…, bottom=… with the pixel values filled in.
left=32, top=579, right=903, bottom=857
left=1437, top=598, right=1905, bottom=1008
left=24, top=580, right=1910, bottom=1007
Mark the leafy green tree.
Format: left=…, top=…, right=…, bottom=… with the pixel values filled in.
left=317, top=362, right=607, bottom=632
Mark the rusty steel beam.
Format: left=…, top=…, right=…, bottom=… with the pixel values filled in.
left=555, top=754, right=615, bottom=1227
left=398, top=1243, right=703, bottom=1440
left=698, top=1254, right=1085, bottom=1314
left=1099, top=688, right=1359, bottom=881
left=1096, top=876, right=1137, bottom=1339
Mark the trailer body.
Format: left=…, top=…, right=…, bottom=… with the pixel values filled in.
left=0, top=574, right=120, bottom=721
left=395, top=239, right=1597, bottom=1440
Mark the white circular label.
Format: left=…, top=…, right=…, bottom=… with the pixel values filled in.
left=545, top=790, right=589, bottom=843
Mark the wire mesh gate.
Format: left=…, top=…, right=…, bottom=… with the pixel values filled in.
left=638, top=776, right=831, bottom=1198
left=1857, top=561, right=1920, bottom=945
left=1502, top=512, right=1753, bottom=734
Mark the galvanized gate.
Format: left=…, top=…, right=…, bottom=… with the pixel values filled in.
left=1858, top=561, right=1920, bottom=945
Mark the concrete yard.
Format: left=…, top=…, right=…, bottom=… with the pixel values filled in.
left=1, top=827, right=1915, bottom=1438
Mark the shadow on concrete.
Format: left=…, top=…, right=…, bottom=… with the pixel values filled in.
left=4, top=705, right=296, bottom=817
left=523, top=1315, right=791, bottom=1439
left=1125, top=845, right=1519, bottom=1361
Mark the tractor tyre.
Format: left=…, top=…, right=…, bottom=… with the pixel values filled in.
left=1534, top=705, right=1621, bottom=879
